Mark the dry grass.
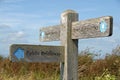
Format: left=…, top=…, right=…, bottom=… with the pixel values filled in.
left=0, top=46, right=120, bottom=80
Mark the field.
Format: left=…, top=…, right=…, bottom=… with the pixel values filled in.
left=0, top=46, right=120, bottom=80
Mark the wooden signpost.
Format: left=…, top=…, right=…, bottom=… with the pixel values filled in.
left=10, top=10, right=113, bottom=80
left=39, top=10, right=113, bottom=80
left=10, top=44, right=64, bottom=62
left=40, top=16, right=112, bottom=41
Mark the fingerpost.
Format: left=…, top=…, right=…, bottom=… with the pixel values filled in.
left=10, top=9, right=113, bottom=80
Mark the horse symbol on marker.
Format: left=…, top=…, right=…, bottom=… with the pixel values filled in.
left=100, top=20, right=108, bottom=33
left=40, top=31, right=45, bottom=40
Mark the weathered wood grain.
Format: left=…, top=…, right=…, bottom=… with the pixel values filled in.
left=10, top=44, right=64, bottom=62
left=40, top=25, right=61, bottom=41
left=40, top=16, right=113, bottom=42
left=60, top=10, right=78, bottom=80
left=72, top=16, right=113, bottom=39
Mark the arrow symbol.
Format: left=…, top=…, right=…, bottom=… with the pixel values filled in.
left=14, top=48, right=24, bottom=60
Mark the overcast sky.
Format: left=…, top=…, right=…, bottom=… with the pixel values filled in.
left=0, top=0, right=120, bottom=57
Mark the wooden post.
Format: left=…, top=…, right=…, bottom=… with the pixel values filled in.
left=60, top=10, right=79, bottom=80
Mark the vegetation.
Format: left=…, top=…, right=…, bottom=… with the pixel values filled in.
left=0, top=46, right=120, bottom=80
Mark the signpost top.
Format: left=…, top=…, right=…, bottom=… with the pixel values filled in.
left=61, top=10, right=77, bottom=16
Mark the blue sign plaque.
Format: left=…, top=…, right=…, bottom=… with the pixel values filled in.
left=14, top=48, right=24, bottom=60
left=100, top=21, right=108, bottom=33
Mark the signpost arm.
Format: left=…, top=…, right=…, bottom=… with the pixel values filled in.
left=60, top=10, right=79, bottom=80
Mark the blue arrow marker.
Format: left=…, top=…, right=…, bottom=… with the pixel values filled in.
left=14, top=48, right=24, bottom=60
left=100, top=20, right=108, bottom=33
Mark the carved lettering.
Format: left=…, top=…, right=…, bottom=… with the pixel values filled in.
left=26, top=50, right=60, bottom=56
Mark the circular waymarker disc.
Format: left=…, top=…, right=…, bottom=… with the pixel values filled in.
left=100, top=20, right=108, bottom=33
left=40, top=31, right=45, bottom=39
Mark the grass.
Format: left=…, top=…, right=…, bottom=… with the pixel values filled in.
left=0, top=46, right=120, bottom=80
